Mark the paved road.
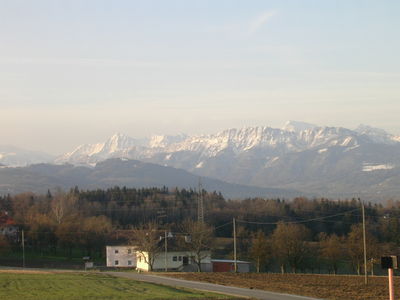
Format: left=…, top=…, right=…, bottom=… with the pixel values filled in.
left=105, top=272, right=322, bottom=300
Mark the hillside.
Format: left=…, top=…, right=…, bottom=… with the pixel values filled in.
left=0, top=158, right=301, bottom=199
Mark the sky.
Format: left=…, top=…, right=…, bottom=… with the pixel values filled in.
left=0, top=0, right=399, bottom=154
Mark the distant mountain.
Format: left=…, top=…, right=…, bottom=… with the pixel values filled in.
left=54, top=122, right=400, bottom=201
left=281, top=120, right=317, bottom=132
left=58, top=122, right=400, bottom=166
left=0, top=145, right=54, bottom=167
left=3, top=121, right=400, bottom=200
left=55, top=133, right=188, bottom=166
left=355, top=124, right=400, bottom=145
left=0, top=158, right=302, bottom=199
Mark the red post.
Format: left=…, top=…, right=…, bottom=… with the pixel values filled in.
left=389, top=268, right=395, bottom=300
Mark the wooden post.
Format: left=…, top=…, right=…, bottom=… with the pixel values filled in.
left=389, top=268, right=394, bottom=300
left=233, top=218, right=237, bottom=273
left=164, top=230, right=168, bottom=272
left=358, top=198, right=368, bottom=285
left=22, top=229, right=25, bottom=269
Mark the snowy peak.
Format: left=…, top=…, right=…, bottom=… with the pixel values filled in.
left=148, top=134, right=188, bottom=148
left=55, top=122, right=400, bottom=166
left=102, top=133, right=140, bottom=153
left=282, top=120, right=318, bottom=132
left=56, top=133, right=144, bottom=164
left=165, top=126, right=292, bottom=156
left=355, top=124, right=399, bottom=144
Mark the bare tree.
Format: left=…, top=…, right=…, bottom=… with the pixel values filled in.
left=249, top=230, right=270, bottom=272
left=81, top=215, right=113, bottom=257
left=131, top=221, right=162, bottom=271
left=51, top=195, right=66, bottom=224
left=319, top=233, right=344, bottom=274
left=271, top=222, right=310, bottom=273
left=51, top=192, right=78, bottom=224
left=180, top=219, right=214, bottom=272
left=347, top=223, right=379, bottom=275
left=237, top=226, right=252, bottom=260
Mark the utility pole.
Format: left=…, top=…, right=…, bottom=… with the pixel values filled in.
left=197, top=178, right=204, bottom=223
left=358, top=198, right=368, bottom=285
left=22, top=229, right=25, bottom=269
left=164, top=230, right=168, bottom=272
left=233, top=218, right=237, bottom=272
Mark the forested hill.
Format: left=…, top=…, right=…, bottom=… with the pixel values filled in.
left=0, top=186, right=393, bottom=238
left=0, top=158, right=301, bottom=199
left=2, top=187, right=400, bottom=274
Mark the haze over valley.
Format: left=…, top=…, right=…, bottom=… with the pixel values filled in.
left=1, top=121, right=400, bottom=201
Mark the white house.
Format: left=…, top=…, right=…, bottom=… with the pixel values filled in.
left=106, top=246, right=137, bottom=268
left=0, top=225, right=18, bottom=238
left=0, top=212, right=18, bottom=242
left=136, top=250, right=212, bottom=272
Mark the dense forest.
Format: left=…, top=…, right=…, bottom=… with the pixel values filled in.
left=1, top=186, right=400, bottom=274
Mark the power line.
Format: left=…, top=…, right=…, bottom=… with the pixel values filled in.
left=235, top=208, right=361, bottom=225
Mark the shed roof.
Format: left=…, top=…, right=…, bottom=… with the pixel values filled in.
left=211, top=259, right=251, bottom=264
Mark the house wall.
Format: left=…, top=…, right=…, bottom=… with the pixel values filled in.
left=237, top=263, right=250, bottom=273
left=0, top=226, right=18, bottom=238
left=136, top=251, right=211, bottom=271
left=136, top=252, right=150, bottom=271
left=212, top=261, right=250, bottom=273
left=213, top=261, right=233, bottom=272
left=200, top=262, right=213, bottom=272
left=106, top=246, right=137, bottom=267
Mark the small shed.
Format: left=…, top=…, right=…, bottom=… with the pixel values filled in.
left=211, top=259, right=251, bottom=273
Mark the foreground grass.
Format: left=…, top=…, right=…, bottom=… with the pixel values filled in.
left=0, top=271, right=230, bottom=300
left=166, top=272, right=398, bottom=300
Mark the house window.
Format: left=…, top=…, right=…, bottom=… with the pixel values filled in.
left=178, top=256, right=182, bottom=261
left=128, top=249, right=132, bottom=254
left=128, top=260, right=132, bottom=265
left=115, top=249, right=119, bottom=254
left=115, top=260, right=119, bottom=265
left=173, top=256, right=177, bottom=262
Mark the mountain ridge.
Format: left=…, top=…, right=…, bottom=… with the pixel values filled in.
left=0, top=158, right=303, bottom=199
left=2, top=121, right=400, bottom=201
left=55, top=121, right=399, bottom=166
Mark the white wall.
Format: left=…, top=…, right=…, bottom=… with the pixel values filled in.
left=237, top=263, right=250, bottom=273
left=136, top=251, right=211, bottom=271
left=136, top=252, right=150, bottom=271
left=106, top=246, right=137, bottom=267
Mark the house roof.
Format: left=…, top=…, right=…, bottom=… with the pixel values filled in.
left=0, top=212, right=15, bottom=227
left=106, top=245, right=139, bottom=249
left=211, top=259, right=251, bottom=264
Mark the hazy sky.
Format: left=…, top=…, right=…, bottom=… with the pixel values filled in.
left=1, top=0, right=399, bottom=154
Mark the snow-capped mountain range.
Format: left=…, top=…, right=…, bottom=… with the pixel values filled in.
left=2, top=121, right=400, bottom=200
left=56, top=121, right=400, bottom=166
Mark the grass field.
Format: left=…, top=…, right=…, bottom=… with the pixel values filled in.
left=166, top=272, right=399, bottom=300
left=0, top=271, right=232, bottom=300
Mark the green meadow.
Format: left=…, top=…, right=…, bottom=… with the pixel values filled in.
left=0, top=272, right=230, bottom=300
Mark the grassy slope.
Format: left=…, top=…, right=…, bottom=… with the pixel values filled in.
left=0, top=272, right=230, bottom=300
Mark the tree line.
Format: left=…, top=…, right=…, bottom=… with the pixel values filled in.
left=0, top=186, right=399, bottom=274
